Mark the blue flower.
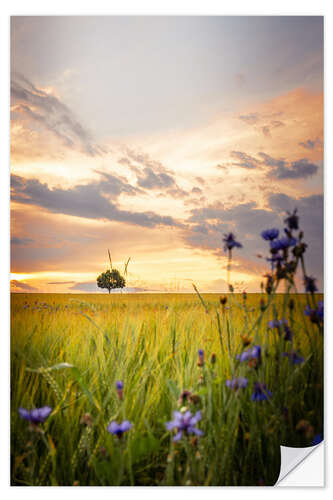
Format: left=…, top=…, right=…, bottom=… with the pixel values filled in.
left=165, top=410, right=203, bottom=441
left=305, top=301, right=323, bottom=323
left=270, top=237, right=297, bottom=251
left=107, top=420, right=132, bottom=437
left=198, top=349, right=204, bottom=366
left=18, top=406, right=52, bottom=424
left=261, top=228, right=279, bottom=241
left=312, top=434, right=323, bottom=445
left=115, top=380, right=124, bottom=399
left=226, top=377, right=248, bottom=390
left=223, top=233, right=242, bottom=252
left=251, top=382, right=272, bottom=402
left=236, top=345, right=261, bottom=363
left=283, top=351, right=305, bottom=365
left=304, top=276, right=318, bottom=294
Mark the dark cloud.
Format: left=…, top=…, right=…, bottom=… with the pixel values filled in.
left=257, top=152, right=287, bottom=168
left=11, top=72, right=105, bottom=157
left=268, top=158, right=318, bottom=180
left=230, top=151, right=260, bottom=169
left=299, top=138, right=322, bottom=150
left=231, top=151, right=319, bottom=180
left=11, top=280, right=37, bottom=291
left=137, top=167, right=175, bottom=190
left=11, top=174, right=182, bottom=229
left=121, top=148, right=188, bottom=198
left=11, top=236, right=34, bottom=246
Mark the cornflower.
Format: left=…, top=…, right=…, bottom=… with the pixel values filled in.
left=165, top=410, right=203, bottom=441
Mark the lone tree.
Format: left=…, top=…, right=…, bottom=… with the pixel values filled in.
left=96, top=268, right=126, bottom=294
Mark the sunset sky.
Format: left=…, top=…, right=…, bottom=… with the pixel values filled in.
left=10, top=16, right=324, bottom=293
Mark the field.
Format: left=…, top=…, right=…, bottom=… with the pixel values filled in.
left=11, top=291, right=323, bottom=486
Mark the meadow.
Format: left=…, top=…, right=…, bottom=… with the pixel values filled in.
left=11, top=289, right=323, bottom=486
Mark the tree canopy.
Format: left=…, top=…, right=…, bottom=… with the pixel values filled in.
left=96, top=268, right=126, bottom=293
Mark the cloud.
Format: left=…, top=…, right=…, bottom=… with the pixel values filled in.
left=11, top=174, right=181, bottom=228
left=299, top=138, right=322, bottom=150
left=262, top=126, right=271, bottom=137
left=69, top=281, right=99, bottom=292
left=230, top=151, right=260, bottom=169
left=271, top=120, right=285, bottom=129
left=268, top=158, right=318, bottom=179
left=137, top=167, right=175, bottom=190
left=180, top=192, right=323, bottom=288
left=47, top=281, right=76, bottom=285
left=191, top=187, right=203, bottom=195
left=261, top=120, right=285, bottom=137
left=11, top=72, right=105, bottom=157
left=121, top=148, right=188, bottom=198
left=11, top=236, right=34, bottom=245
left=230, top=151, right=319, bottom=180
left=238, top=113, right=259, bottom=125
left=11, top=280, right=37, bottom=291
left=69, top=281, right=149, bottom=293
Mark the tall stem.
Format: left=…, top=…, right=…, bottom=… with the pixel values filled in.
left=227, top=249, right=232, bottom=290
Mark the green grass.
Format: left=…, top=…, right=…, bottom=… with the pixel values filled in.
left=11, top=291, right=323, bottom=486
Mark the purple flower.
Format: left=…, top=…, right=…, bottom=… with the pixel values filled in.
left=226, top=377, right=248, bottom=390
left=261, top=228, right=279, bottom=241
left=18, top=406, right=52, bottom=424
left=268, top=318, right=287, bottom=329
left=251, top=382, right=272, bottom=402
left=236, top=345, right=261, bottom=363
left=107, top=420, right=132, bottom=437
left=165, top=410, right=203, bottom=441
left=268, top=318, right=292, bottom=341
left=304, top=276, right=318, bottom=294
left=270, top=237, right=297, bottom=251
left=223, top=233, right=242, bottom=252
left=283, top=351, right=305, bottom=365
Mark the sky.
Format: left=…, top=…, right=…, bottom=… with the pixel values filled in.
left=10, top=16, right=324, bottom=293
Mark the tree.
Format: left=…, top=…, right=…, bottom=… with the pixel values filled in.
left=96, top=268, right=126, bottom=294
